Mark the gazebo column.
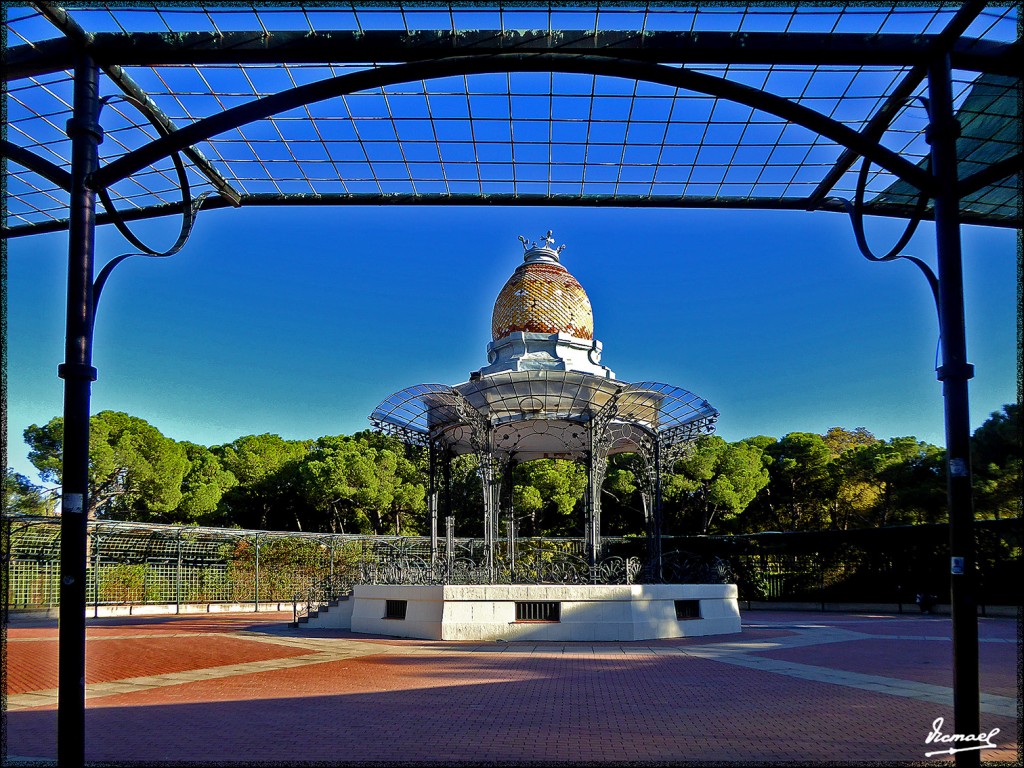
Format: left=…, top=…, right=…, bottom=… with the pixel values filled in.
left=442, top=448, right=453, bottom=566
left=586, top=408, right=617, bottom=570
left=636, top=436, right=660, bottom=582
left=504, top=459, right=516, bottom=578
left=427, top=440, right=439, bottom=563
left=478, top=452, right=508, bottom=583
left=586, top=445, right=611, bottom=569
left=634, top=454, right=659, bottom=581
left=652, top=440, right=664, bottom=581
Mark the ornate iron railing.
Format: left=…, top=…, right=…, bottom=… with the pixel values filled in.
left=292, top=572, right=354, bottom=625
left=359, top=540, right=645, bottom=585
left=657, top=550, right=735, bottom=585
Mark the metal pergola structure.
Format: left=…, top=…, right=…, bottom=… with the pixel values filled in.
left=1, top=2, right=1020, bottom=766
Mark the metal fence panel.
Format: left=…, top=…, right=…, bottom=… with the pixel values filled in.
left=3, top=516, right=1019, bottom=609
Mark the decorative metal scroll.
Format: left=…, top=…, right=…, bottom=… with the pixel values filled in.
left=826, top=99, right=941, bottom=321
left=658, top=414, right=719, bottom=451
left=611, top=382, right=719, bottom=446
left=369, top=383, right=489, bottom=449
left=91, top=94, right=216, bottom=314
left=360, top=556, right=489, bottom=586
left=655, top=550, right=735, bottom=585
left=630, top=431, right=659, bottom=515
left=358, top=539, right=642, bottom=585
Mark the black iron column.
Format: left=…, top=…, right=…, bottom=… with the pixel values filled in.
left=442, top=447, right=453, bottom=564
left=428, top=440, right=438, bottom=563
left=584, top=450, right=595, bottom=568
left=652, top=440, right=664, bottom=581
left=927, top=52, right=980, bottom=767
left=442, top=447, right=452, bottom=519
left=58, top=53, right=102, bottom=768
left=254, top=532, right=261, bottom=612
left=504, top=458, right=515, bottom=575
left=175, top=528, right=183, bottom=614
left=92, top=531, right=101, bottom=617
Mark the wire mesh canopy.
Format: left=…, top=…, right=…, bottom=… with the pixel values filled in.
left=2, top=2, right=1020, bottom=238
left=369, top=371, right=718, bottom=461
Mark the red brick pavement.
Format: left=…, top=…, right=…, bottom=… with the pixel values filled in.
left=759, top=637, right=1019, bottom=699
left=3, top=610, right=1019, bottom=764
left=5, top=634, right=313, bottom=695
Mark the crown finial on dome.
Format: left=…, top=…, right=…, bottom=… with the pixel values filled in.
left=518, top=230, right=566, bottom=262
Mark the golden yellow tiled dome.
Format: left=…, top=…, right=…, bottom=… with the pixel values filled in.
left=491, top=255, right=594, bottom=341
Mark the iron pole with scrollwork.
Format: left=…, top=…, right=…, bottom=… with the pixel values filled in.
left=586, top=404, right=618, bottom=568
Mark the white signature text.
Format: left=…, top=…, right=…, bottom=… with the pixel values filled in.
left=925, top=717, right=999, bottom=757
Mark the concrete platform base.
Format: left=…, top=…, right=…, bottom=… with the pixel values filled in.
left=346, top=583, right=741, bottom=640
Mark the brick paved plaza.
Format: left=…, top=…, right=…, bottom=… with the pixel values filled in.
left=3, top=609, right=1018, bottom=764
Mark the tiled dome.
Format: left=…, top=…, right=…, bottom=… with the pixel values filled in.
left=491, top=241, right=594, bottom=341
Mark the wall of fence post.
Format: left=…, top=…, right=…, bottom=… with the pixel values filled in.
left=254, top=533, right=260, bottom=612
left=92, top=532, right=100, bottom=618
left=175, top=529, right=182, bottom=614
left=819, top=557, right=825, bottom=612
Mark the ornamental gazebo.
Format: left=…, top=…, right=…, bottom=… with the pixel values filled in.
left=6, top=0, right=1012, bottom=753
left=369, top=232, right=719, bottom=584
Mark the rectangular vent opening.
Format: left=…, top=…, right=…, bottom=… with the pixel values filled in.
left=515, top=601, right=560, bottom=622
left=384, top=600, right=407, bottom=620
left=675, top=599, right=701, bottom=620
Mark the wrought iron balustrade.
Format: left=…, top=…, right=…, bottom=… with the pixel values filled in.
left=292, top=572, right=354, bottom=625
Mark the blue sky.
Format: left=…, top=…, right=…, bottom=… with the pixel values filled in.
left=4, top=203, right=1016, bottom=485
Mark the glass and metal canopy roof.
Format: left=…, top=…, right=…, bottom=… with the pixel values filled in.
left=369, top=371, right=718, bottom=461
left=2, top=1, right=1020, bottom=238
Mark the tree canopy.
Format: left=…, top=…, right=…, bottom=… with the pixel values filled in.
left=25, top=411, right=188, bottom=520
left=665, top=435, right=771, bottom=534
left=3, top=468, right=51, bottom=516
left=13, top=404, right=1019, bottom=536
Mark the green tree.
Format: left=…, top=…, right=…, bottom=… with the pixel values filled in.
left=822, top=426, right=880, bottom=458
left=299, top=436, right=374, bottom=533
left=175, top=442, right=237, bottom=525
left=297, top=436, right=425, bottom=535
left=512, top=459, right=588, bottom=536
left=743, top=435, right=778, bottom=452
left=24, top=411, right=188, bottom=520
left=875, top=437, right=946, bottom=525
left=830, top=437, right=946, bottom=527
left=214, top=433, right=309, bottom=530
left=665, top=436, right=771, bottom=534
left=971, top=404, right=1021, bottom=520
left=3, top=468, right=52, bottom=515
left=600, top=454, right=644, bottom=536
left=757, top=432, right=834, bottom=531
left=827, top=446, right=882, bottom=530
left=448, top=454, right=484, bottom=537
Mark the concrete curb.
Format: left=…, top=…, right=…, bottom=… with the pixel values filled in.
left=741, top=601, right=1018, bottom=618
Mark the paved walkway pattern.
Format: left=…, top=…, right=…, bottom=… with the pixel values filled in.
left=3, top=610, right=1018, bottom=763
